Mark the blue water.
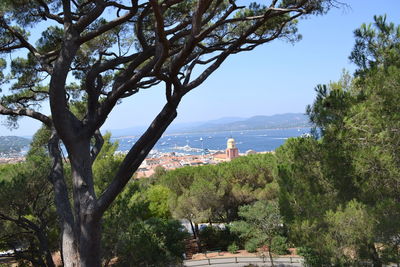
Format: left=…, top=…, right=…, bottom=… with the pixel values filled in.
left=112, top=128, right=311, bottom=154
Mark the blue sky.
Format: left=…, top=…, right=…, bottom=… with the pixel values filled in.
left=1, top=0, right=400, bottom=136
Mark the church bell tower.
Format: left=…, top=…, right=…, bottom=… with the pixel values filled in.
left=226, top=138, right=239, bottom=160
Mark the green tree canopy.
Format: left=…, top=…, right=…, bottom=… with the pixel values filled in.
left=162, top=153, right=278, bottom=224
left=0, top=128, right=57, bottom=267
left=231, top=201, right=283, bottom=265
left=280, top=16, right=400, bottom=267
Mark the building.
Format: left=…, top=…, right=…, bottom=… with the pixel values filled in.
left=226, top=138, right=239, bottom=161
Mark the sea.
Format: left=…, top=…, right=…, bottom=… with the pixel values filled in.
left=112, top=128, right=311, bottom=156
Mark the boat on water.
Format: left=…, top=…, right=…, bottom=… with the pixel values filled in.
left=174, top=144, right=203, bottom=153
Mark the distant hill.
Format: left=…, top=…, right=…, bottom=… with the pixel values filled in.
left=108, top=116, right=244, bottom=137
left=0, top=136, right=31, bottom=154
left=172, top=113, right=310, bottom=133
left=109, top=113, right=310, bottom=136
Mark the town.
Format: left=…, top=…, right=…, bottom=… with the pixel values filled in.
left=136, top=138, right=264, bottom=177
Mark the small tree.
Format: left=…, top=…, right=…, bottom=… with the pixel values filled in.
left=0, top=129, right=57, bottom=267
left=324, top=200, right=375, bottom=265
left=231, top=201, right=283, bottom=266
left=0, top=0, right=338, bottom=265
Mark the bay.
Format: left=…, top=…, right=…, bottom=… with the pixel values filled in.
left=113, top=128, right=311, bottom=155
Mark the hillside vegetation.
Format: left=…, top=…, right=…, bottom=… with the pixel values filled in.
left=0, top=136, right=30, bottom=154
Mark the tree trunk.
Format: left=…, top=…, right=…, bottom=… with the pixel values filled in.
left=78, top=217, right=101, bottom=266
left=269, top=250, right=274, bottom=267
left=67, top=139, right=101, bottom=267
left=37, top=230, right=56, bottom=267
left=51, top=136, right=101, bottom=267
left=51, top=99, right=182, bottom=266
left=195, top=223, right=199, bottom=237
left=368, top=243, right=382, bottom=267
left=189, top=219, right=197, bottom=239
left=60, top=209, right=101, bottom=267
left=48, top=133, right=80, bottom=267
left=61, top=226, right=79, bottom=267
left=268, top=242, right=274, bottom=267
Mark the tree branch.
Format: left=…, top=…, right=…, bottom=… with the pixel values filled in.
left=62, top=0, right=73, bottom=24
left=85, top=49, right=156, bottom=135
left=135, top=5, right=151, bottom=50
left=0, top=18, right=53, bottom=73
left=79, top=4, right=138, bottom=44
left=47, top=131, right=77, bottom=262
left=96, top=95, right=182, bottom=214
left=90, top=129, right=104, bottom=164
left=150, top=0, right=170, bottom=73
left=183, top=8, right=305, bottom=92
left=35, top=0, right=64, bottom=24
left=0, top=103, right=52, bottom=126
left=0, top=19, right=38, bottom=56
left=75, top=0, right=106, bottom=32
left=170, top=0, right=213, bottom=75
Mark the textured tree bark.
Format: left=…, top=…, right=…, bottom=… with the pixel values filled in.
left=78, top=217, right=101, bottom=267
left=48, top=133, right=79, bottom=266
left=68, top=139, right=101, bottom=267
left=61, top=230, right=79, bottom=267
left=59, top=215, right=101, bottom=267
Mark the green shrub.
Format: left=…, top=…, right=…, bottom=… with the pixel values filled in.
left=245, top=240, right=258, bottom=253
left=270, top=235, right=288, bottom=255
left=297, top=246, right=330, bottom=267
left=114, top=218, right=188, bottom=267
left=228, top=242, right=239, bottom=254
left=198, top=225, right=239, bottom=251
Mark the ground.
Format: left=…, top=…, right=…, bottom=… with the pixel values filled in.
left=191, top=248, right=300, bottom=260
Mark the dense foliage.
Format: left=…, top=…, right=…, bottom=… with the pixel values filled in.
left=161, top=153, right=278, bottom=224
left=279, top=15, right=400, bottom=266
left=0, top=128, right=57, bottom=266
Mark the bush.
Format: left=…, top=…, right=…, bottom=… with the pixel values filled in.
left=228, top=243, right=239, bottom=254
left=245, top=240, right=258, bottom=253
left=270, top=235, right=288, bottom=255
left=297, top=246, right=330, bottom=267
left=198, top=225, right=239, bottom=251
left=114, top=218, right=189, bottom=266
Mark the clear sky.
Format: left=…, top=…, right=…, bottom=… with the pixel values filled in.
left=1, top=0, right=400, bottom=136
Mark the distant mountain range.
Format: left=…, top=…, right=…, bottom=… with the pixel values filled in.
left=107, top=116, right=244, bottom=137
left=109, top=113, right=310, bottom=137
left=174, top=113, right=310, bottom=133
left=0, top=136, right=31, bottom=154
